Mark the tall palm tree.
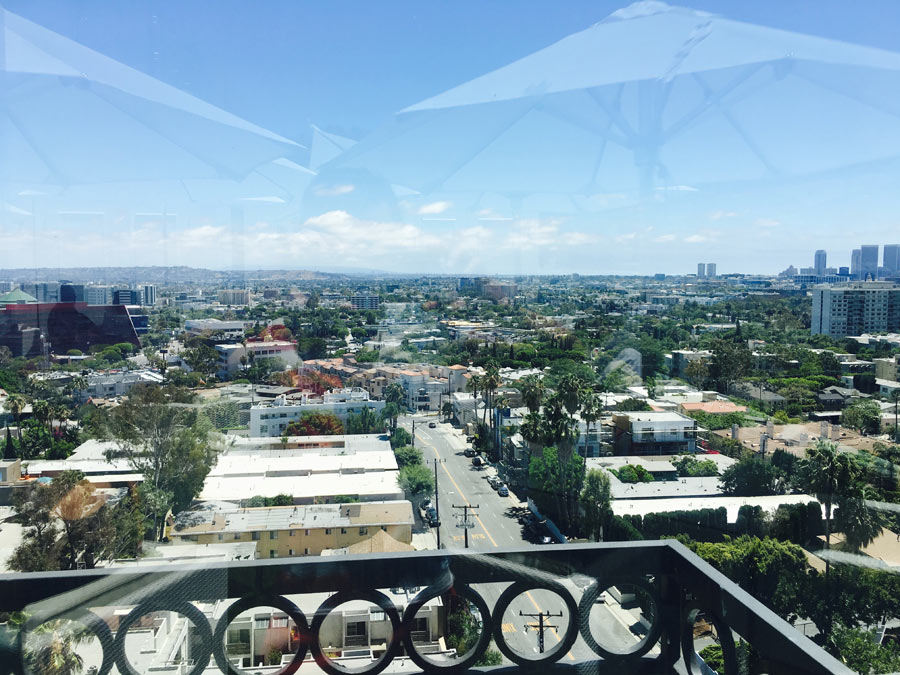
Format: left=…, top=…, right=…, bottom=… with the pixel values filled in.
left=891, top=389, right=900, bottom=442
left=466, top=374, right=481, bottom=427
left=482, top=363, right=501, bottom=429
left=580, top=393, right=603, bottom=457
left=32, top=399, right=52, bottom=456
left=24, top=619, right=94, bottom=675
left=801, top=440, right=858, bottom=571
left=556, top=374, right=584, bottom=417
left=6, top=393, right=26, bottom=441
left=835, top=483, right=885, bottom=553
left=520, top=374, right=544, bottom=414
left=519, top=411, right=546, bottom=455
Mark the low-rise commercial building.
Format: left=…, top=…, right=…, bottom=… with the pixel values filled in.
left=185, top=319, right=246, bottom=341
left=170, top=500, right=414, bottom=558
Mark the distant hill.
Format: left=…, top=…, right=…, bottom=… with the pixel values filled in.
left=0, top=266, right=366, bottom=285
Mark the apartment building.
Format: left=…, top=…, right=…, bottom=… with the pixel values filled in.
left=215, top=340, right=299, bottom=378
left=170, top=501, right=414, bottom=558
left=250, top=388, right=385, bottom=436
left=612, top=411, right=698, bottom=455
left=218, top=289, right=251, bottom=306
left=875, top=355, right=900, bottom=383
left=350, top=294, right=380, bottom=310
left=811, top=283, right=900, bottom=337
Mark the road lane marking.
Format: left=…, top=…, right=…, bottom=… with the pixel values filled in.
left=501, top=623, right=516, bottom=634
left=420, top=430, right=573, bottom=661
left=418, top=437, right=499, bottom=547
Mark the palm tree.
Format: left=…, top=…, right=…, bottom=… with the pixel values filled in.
left=384, top=382, right=404, bottom=407
left=520, top=374, right=544, bottom=414
left=482, top=363, right=501, bottom=428
left=441, top=400, right=454, bottom=422
left=891, top=389, right=900, bottom=442
left=24, top=619, right=94, bottom=675
left=580, top=393, right=603, bottom=457
left=6, top=393, right=26, bottom=441
left=835, top=483, right=885, bottom=553
left=466, top=374, right=481, bottom=426
left=801, top=440, right=858, bottom=570
left=556, top=374, right=584, bottom=418
left=32, top=399, right=52, bottom=456
left=519, top=411, right=546, bottom=455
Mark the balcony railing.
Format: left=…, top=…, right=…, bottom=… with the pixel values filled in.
left=0, top=541, right=850, bottom=675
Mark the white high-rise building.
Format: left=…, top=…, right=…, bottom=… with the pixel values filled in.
left=811, top=282, right=900, bottom=337
left=85, top=285, right=113, bottom=305
left=706, top=263, right=716, bottom=279
left=696, top=263, right=706, bottom=279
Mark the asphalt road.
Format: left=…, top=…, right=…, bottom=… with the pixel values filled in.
left=399, top=414, right=656, bottom=665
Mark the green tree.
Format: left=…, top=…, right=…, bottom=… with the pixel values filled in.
left=441, top=400, right=454, bottom=421
left=616, top=397, right=652, bottom=412
left=23, top=619, right=95, bottom=675
left=182, top=343, right=219, bottom=378
left=834, top=483, right=885, bottom=553
left=390, top=427, right=413, bottom=449
left=832, top=627, right=900, bottom=675
left=398, top=463, right=435, bottom=498
left=3, top=425, right=15, bottom=460
left=394, top=445, right=423, bottom=469
left=684, top=359, right=709, bottom=390
left=101, top=385, right=217, bottom=541
left=346, top=407, right=385, bottom=434
left=380, top=402, right=400, bottom=432
left=579, top=469, right=611, bottom=541
left=720, top=457, right=777, bottom=496
left=842, top=399, right=883, bottom=436
left=800, top=440, right=858, bottom=560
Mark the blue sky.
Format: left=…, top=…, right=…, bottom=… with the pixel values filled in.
left=4, top=1, right=900, bottom=275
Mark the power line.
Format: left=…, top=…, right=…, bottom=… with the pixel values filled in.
left=519, top=610, right=562, bottom=653
left=452, top=503, right=478, bottom=548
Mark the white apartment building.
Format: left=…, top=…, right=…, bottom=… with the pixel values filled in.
left=612, top=411, right=698, bottom=455
left=74, top=369, right=164, bottom=402
left=250, top=388, right=386, bottom=436
left=215, top=340, right=299, bottom=378
left=811, top=283, right=900, bottom=338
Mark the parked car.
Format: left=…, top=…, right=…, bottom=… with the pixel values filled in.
left=466, top=436, right=475, bottom=443
left=497, top=485, right=509, bottom=497
left=464, top=448, right=477, bottom=457
left=487, top=476, right=502, bottom=490
left=428, top=421, right=436, bottom=428
left=424, top=506, right=440, bottom=527
left=472, top=456, right=484, bottom=467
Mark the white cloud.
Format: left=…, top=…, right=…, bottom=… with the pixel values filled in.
left=709, top=210, right=737, bottom=221
left=417, top=201, right=452, bottom=215
left=654, top=234, right=676, bottom=243
left=241, top=196, right=286, bottom=203
left=314, top=184, right=356, bottom=197
left=755, top=218, right=780, bottom=228
left=615, top=232, right=638, bottom=244
left=684, top=234, right=709, bottom=243
left=656, top=184, right=699, bottom=192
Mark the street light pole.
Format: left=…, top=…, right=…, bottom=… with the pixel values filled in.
left=433, top=458, right=444, bottom=549
left=520, top=610, right=562, bottom=653
left=453, top=503, right=478, bottom=548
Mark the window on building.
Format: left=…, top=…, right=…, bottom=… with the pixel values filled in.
left=269, top=550, right=278, bottom=558
left=325, top=528, right=332, bottom=535
left=252, top=532, right=260, bottom=541
left=304, top=548, right=309, bottom=555
left=340, top=528, right=347, bottom=534
left=359, top=527, right=368, bottom=535
left=272, top=617, right=288, bottom=628
left=270, top=531, right=278, bottom=540
left=254, top=617, right=269, bottom=630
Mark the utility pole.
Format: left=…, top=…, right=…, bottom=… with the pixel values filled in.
left=520, top=610, right=562, bottom=654
left=452, top=503, right=478, bottom=548
left=411, top=420, right=415, bottom=447
left=432, top=458, right=444, bottom=549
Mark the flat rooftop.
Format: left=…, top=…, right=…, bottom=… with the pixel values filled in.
left=198, top=470, right=403, bottom=504
left=174, top=500, right=413, bottom=536
left=612, top=493, right=823, bottom=522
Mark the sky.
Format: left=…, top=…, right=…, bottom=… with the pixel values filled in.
left=3, top=1, right=900, bottom=276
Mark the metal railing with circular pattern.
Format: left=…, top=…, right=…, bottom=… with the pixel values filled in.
left=0, top=540, right=850, bottom=675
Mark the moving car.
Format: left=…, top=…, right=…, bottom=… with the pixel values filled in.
left=428, top=421, right=436, bottom=428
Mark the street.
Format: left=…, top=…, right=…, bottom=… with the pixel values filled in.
left=399, top=414, right=657, bottom=665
